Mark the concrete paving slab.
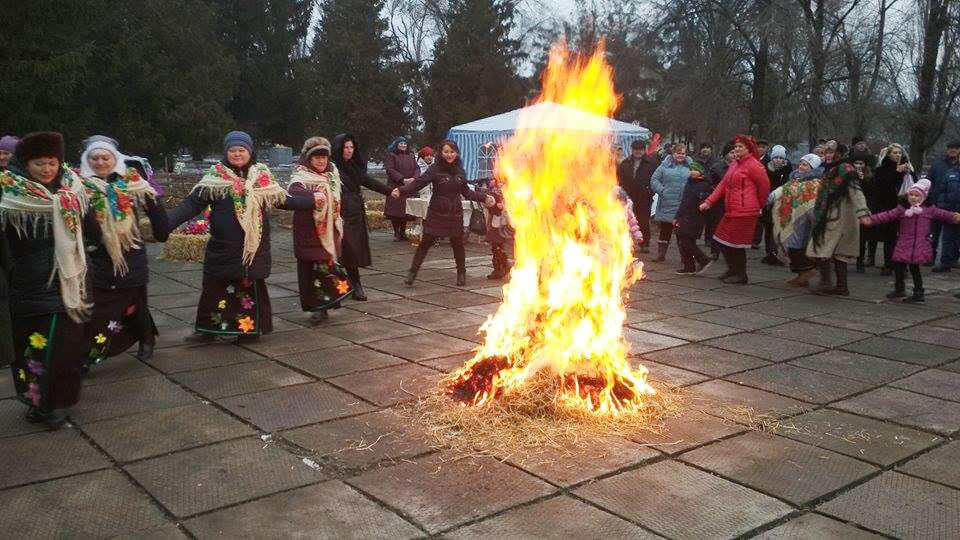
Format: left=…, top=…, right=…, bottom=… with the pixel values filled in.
left=82, top=403, right=254, bottom=462
left=726, top=364, right=875, bottom=404
left=239, top=329, right=350, bottom=357
left=145, top=343, right=264, bottom=374
left=642, top=344, right=769, bottom=377
left=171, top=360, right=314, bottom=399
left=688, top=308, right=791, bottom=331
left=391, top=309, right=488, bottom=331
left=681, top=431, right=878, bottom=505
left=758, top=321, right=872, bottom=348
left=321, top=319, right=426, bottom=344
left=889, top=324, right=960, bottom=350
left=347, top=453, right=554, bottom=534
left=780, top=409, right=941, bottom=466
left=218, top=382, right=376, bottom=431
left=686, top=380, right=813, bottom=424
left=0, top=470, right=170, bottom=538
left=628, top=409, right=745, bottom=454
left=0, top=399, right=46, bottom=438
left=126, top=437, right=324, bottom=518
left=274, top=345, right=406, bottom=379
left=328, top=363, right=442, bottom=406
left=788, top=350, right=922, bottom=385
left=70, top=376, right=196, bottom=423
left=754, top=512, right=884, bottom=539
left=184, top=481, right=422, bottom=539
left=897, top=441, right=960, bottom=489
left=630, top=316, right=740, bottom=341
left=507, top=436, right=660, bottom=487
left=842, top=336, right=960, bottom=366
left=623, top=328, right=688, bottom=354
left=832, top=386, right=960, bottom=435
left=574, top=460, right=792, bottom=539
left=818, top=472, right=960, bottom=539
left=447, top=495, right=661, bottom=539
left=0, top=429, right=110, bottom=488
left=890, top=369, right=960, bottom=403
left=366, top=332, right=478, bottom=361
left=705, top=333, right=825, bottom=362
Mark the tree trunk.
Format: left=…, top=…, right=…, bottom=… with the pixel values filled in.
left=908, top=0, right=950, bottom=165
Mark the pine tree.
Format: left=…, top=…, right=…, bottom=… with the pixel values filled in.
left=421, top=0, right=526, bottom=144
left=308, top=0, right=411, bottom=159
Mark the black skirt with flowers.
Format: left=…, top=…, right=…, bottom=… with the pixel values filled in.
left=195, top=274, right=273, bottom=336
left=296, top=259, right=354, bottom=311
left=86, top=287, right=157, bottom=366
left=11, top=313, right=85, bottom=410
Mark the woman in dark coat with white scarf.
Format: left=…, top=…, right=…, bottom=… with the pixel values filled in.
left=383, top=136, right=420, bottom=241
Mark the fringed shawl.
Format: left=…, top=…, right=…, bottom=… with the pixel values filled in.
left=289, top=164, right=342, bottom=261
left=84, top=167, right=157, bottom=275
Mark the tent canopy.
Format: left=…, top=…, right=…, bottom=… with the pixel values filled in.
left=446, top=102, right=651, bottom=181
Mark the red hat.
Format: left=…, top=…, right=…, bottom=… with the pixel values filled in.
left=418, top=146, right=434, bottom=158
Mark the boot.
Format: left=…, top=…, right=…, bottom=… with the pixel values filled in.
left=855, top=257, right=865, bottom=273
left=27, top=407, right=67, bottom=429
left=903, top=288, right=925, bottom=303
left=309, top=309, right=329, bottom=325
left=487, top=250, right=506, bottom=280
left=405, top=247, right=429, bottom=287
left=347, top=268, right=367, bottom=301
left=788, top=268, right=817, bottom=287
left=814, top=260, right=834, bottom=293
left=826, top=260, right=849, bottom=296
left=137, top=341, right=154, bottom=361
left=653, top=241, right=668, bottom=262
left=456, top=269, right=467, bottom=287
left=886, top=289, right=907, bottom=299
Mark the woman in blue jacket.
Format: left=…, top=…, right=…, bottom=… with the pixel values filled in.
left=651, top=143, right=694, bottom=261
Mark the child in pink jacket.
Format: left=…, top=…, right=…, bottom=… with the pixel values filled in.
left=861, top=178, right=960, bottom=302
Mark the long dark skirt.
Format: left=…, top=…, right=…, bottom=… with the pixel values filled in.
left=342, top=193, right=373, bottom=268
left=195, top=274, right=273, bottom=336
left=296, top=259, right=354, bottom=311
left=87, top=287, right=157, bottom=365
left=11, top=313, right=85, bottom=410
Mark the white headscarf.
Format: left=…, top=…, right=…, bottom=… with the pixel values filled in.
left=80, top=140, right=128, bottom=178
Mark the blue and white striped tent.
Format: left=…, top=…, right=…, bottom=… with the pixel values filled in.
left=446, top=101, right=651, bottom=181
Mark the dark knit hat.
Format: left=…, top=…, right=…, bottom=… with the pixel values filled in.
left=15, top=131, right=64, bottom=163
left=0, top=135, right=19, bottom=153
left=630, top=139, right=646, bottom=150
left=223, top=130, right=254, bottom=153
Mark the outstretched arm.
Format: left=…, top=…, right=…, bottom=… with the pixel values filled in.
left=161, top=191, right=209, bottom=237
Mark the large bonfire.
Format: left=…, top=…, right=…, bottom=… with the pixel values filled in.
left=445, top=44, right=655, bottom=416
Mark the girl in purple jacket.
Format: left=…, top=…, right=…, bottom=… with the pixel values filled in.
left=861, top=178, right=960, bottom=302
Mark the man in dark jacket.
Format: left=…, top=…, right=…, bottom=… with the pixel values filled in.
left=617, top=139, right=658, bottom=253
left=931, top=141, right=960, bottom=272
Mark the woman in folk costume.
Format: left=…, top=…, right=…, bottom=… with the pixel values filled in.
left=289, top=137, right=353, bottom=325
left=384, top=136, right=421, bottom=242
left=0, top=132, right=94, bottom=428
left=331, top=133, right=393, bottom=301
left=80, top=136, right=168, bottom=365
left=806, top=163, right=870, bottom=296
left=769, top=153, right=824, bottom=286
left=699, top=135, right=771, bottom=284
left=162, top=131, right=316, bottom=341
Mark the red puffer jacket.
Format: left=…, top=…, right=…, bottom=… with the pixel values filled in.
left=704, top=154, right=770, bottom=218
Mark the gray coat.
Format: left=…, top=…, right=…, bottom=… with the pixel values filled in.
left=651, top=155, right=693, bottom=222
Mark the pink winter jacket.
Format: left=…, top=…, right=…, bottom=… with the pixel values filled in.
left=869, top=205, right=957, bottom=264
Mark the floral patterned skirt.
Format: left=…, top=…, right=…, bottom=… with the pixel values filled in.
left=195, top=275, right=273, bottom=336
left=11, top=313, right=85, bottom=410
left=87, top=287, right=157, bottom=366
left=296, top=259, right=354, bottom=311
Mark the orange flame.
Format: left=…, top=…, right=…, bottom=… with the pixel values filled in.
left=446, top=43, right=655, bottom=415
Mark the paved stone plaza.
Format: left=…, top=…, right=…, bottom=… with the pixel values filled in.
left=2, top=232, right=959, bottom=539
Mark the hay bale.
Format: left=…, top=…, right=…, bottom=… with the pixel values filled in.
left=163, top=233, right=209, bottom=262
left=366, top=210, right=391, bottom=230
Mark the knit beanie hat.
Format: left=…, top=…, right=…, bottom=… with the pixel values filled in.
left=908, top=177, right=931, bottom=200
left=770, top=145, right=787, bottom=159
left=800, top=154, right=822, bottom=170
left=0, top=135, right=19, bottom=153
left=15, top=131, right=64, bottom=164
left=223, top=130, right=254, bottom=154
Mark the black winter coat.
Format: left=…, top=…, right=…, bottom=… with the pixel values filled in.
left=766, top=162, right=792, bottom=191
left=674, top=178, right=714, bottom=238
left=332, top=134, right=392, bottom=268
left=164, top=162, right=314, bottom=280
left=617, top=154, right=658, bottom=206
left=873, top=157, right=909, bottom=241
left=399, top=161, right=485, bottom=238
left=86, top=172, right=170, bottom=290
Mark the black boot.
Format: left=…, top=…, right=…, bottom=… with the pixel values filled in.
left=827, top=260, right=849, bottom=296
left=405, top=245, right=429, bottom=286
left=137, top=341, right=154, bottom=361
left=27, top=407, right=67, bottom=429
left=903, top=288, right=925, bottom=303
left=456, top=269, right=467, bottom=287
left=855, top=257, right=865, bottom=273
left=309, top=309, right=329, bottom=325
left=347, top=267, right=367, bottom=301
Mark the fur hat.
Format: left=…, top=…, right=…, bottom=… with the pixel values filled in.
left=301, top=136, right=331, bottom=159
left=223, top=130, right=254, bottom=154
left=770, top=145, right=787, bottom=159
left=15, top=131, right=64, bottom=164
left=0, top=135, right=19, bottom=154
left=800, top=154, right=822, bottom=170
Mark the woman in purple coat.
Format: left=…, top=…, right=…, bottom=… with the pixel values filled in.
left=384, top=137, right=420, bottom=241
left=862, top=178, right=960, bottom=303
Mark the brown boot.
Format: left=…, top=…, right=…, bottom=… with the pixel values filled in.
left=814, top=259, right=834, bottom=292
left=826, top=260, right=849, bottom=296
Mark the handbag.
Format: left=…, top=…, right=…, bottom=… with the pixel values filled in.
left=898, top=172, right=915, bottom=196
left=468, top=201, right=487, bottom=234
